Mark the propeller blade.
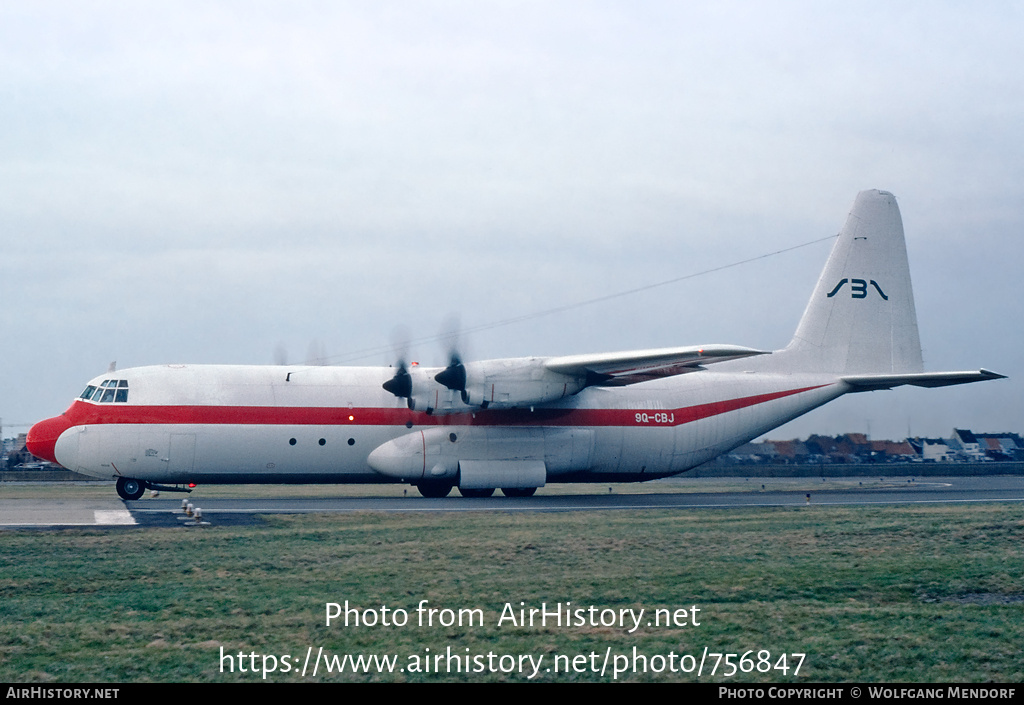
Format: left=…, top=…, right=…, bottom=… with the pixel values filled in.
left=434, top=358, right=466, bottom=392
left=383, top=325, right=414, bottom=398
left=382, top=364, right=412, bottom=398
left=273, top=343, right=288, bottom=366
left=435, top=313, right=468, bottom=398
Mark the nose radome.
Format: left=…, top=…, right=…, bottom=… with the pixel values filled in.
left=26, top=415, right=74, bottom=466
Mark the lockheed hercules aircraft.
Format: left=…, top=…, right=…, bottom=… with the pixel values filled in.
left=28, top=191, right=1004, bottom=499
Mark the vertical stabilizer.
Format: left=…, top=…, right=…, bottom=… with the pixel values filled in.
left=781, top=190, right=923, bottom=374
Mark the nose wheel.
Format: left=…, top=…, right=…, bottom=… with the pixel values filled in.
left=116, top=477, right=146, bottom=501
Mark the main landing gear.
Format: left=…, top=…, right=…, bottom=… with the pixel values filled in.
left=415, top=482, right=454, bottom=498
left=416, top=484, right=538, bottom=498
left=500, top=487, right=537, bottom=498
left=115, top=477, right=146, bottom=501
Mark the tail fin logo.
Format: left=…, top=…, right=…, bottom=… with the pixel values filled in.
left=826, top=278, right=888, bottom=300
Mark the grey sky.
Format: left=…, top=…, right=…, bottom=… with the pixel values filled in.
left=2, top=2, right=1020, bottom=441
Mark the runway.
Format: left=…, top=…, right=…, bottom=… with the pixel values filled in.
left=0, top=498, right=137, bottom=527
left=3, top=475, right=1024, bottom=527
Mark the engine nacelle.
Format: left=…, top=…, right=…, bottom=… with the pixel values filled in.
left=461, top=357, right=585, bottom=409
left=405, top=367, right=474, bottom=415
left=367, top=426, right=595, bottom=487
left=390, top=357, right=587, bottom=413
left=367, top=426, right=546, bottom=486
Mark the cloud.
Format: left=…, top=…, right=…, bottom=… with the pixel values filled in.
left=2, top=2, right=1020, bottom=437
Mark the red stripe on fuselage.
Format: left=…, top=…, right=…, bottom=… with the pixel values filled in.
left=58, top=385, right=829, bottom=429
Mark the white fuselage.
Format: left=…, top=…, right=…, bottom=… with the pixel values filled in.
left=46, top=362, right=845, bottom=486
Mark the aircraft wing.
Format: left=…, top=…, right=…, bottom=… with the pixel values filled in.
left=545, top=344, right=770, bottom=386
left=842, top=369, right=1006, bottom=391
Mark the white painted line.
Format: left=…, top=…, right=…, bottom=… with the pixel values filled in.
left=125, top=496, right=1024, bottom=514
left=94, top=509, right=136, bottom=525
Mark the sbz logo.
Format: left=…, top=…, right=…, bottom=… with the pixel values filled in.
left=826, top=278, right=888, bottom=300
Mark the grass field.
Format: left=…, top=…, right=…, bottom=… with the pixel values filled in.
left=1, top=493, right=1022, bottom=682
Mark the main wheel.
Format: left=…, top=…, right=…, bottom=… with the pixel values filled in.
left=116, top=477, right=146, bottom=501
left=459, top=487, right=495, bottom=498
left=416, top=483, right=454, bottom=498
left=500, top=487, right=537, bottom=498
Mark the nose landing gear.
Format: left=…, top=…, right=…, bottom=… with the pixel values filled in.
left=115, top=477, right=146, bottom=501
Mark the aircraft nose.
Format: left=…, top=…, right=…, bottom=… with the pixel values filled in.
left=26, top=415, right=74, bottom=466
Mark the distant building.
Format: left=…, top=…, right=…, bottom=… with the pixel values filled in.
left=913, top=438, right=952, bottom=462
left=763, top=439, right=810, bottom=463
left=715, top=428, right=1023, bottom=466
left=869, top=439, right=918, bottom=461
left=949, top=429, right=988, bottom=461
left=2, top=433, right=59, bottom=470
left=973, top=433, right=1024, bottom=461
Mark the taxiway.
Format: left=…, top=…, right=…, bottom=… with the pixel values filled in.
left=3, top=476, right=1023, bottom=528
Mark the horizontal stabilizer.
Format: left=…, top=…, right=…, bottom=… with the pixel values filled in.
left=842, top=369, right=1006, bottom=391
left=546, top=345, right=769, bottom=385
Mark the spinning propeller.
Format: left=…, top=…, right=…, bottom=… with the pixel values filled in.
left=382, top=326, right=415, bottom=405
left=381, top=362, right=413, bottom=400
left=434, top=352, right=468, bottom=404
left=382, top=319, right=471, bottom=409
left=434, top=318, right=469, bottom=403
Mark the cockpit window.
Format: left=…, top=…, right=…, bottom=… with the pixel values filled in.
left=82, top=379, right=129, bottom=403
